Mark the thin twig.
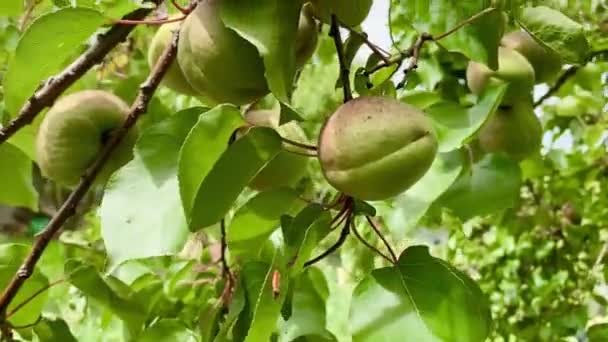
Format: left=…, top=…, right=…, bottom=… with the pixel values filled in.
left=329, top=14, right=352, bottom=102
left=0, top=7, right=187, bottom=319
left=171, top=0, right=191, bottom=14
left=6, top=279, right=64, bottom=319
left=220, top=218, right=231, bottom=279
left=304, top=205, right=353, bottom=267
left=366, top=216, right=398, bottom=263
left=284, top=149, right=318, bottom=158
left=0, top=0, right=162, bottom=146
left=432, top=7, right=497, bottom=41
left=8, top=315, right=42, bottom=330
left=533, top=66, right=579, bottom=106
left=337, top=20, right=391, bottom=63
left=351, top=221, right=394, bottom=264
left=18, top=0, right=37, bottom=32
left=281, top=137, right=318, bottom=151
left=111, top=15, right=186, bottom=26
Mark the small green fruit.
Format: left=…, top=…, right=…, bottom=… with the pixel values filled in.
left=148, top=18, right=199, bottom=96
left=36, top=90, right=138, bottom=186
left=178, top=0, right=269, bottom=105
left=310, top=0, right=373, bottom=27
left=466, top=47, right=536, bottom=105
left=501, top=30, right=562, bottom=83
left=478, top=101, right=542, bottom=160
left=244, top=110, right=310, bottom=191
left=318, top=96, right=438, bottom=201
left=555, top=95, right=586, bottom=117
left=295, top=4, right=319, bottom=69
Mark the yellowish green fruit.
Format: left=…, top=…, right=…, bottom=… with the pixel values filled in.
left=478, top=101, right=542, bottom=160
left=555, top=95, right=586, bottom=117
left=295, top=4, right=319, bottom=69
left=466, top=47, right=536, bottom=105
left=501, top=30, right=562, bottom=83
left=178, top=0, right=269, bottom=105
left=318, top=96, right=438, bottom=200
left=148, top=18, right=199, bottom=96
left=244, top=110, right=310, bottom=191
left=36, top=90, right=138, bottom=187
left=310, top=0, right=372, bottom=27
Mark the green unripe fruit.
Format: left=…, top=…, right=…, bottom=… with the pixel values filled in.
left=555, top=95, right=586, bottom=117
left=310, top=0, right=372, bottom=27
left=148, top=18, right=199, bottom=96
left=478, top=101, right=542, bottom=160
left=466, top=47, right=536, bottom=105
left=244, top=110, right=310, bottom=191
left=295, top=4, right=319, bottom=69
left=318, top=96, right=438, bottom=201
left=36, top=90, right=138, bottom=186
left=501, top=30, right=562, bottom=83
left=178, top=0, right=269, bottom=105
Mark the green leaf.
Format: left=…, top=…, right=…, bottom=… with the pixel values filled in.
left=282, top=204, right=332, bottom=275
left=188, top=127, right=282, bottom=230
left=65, top=259, right=146, bottom=331
left=220, top=0, right=303, bottom=102
left=0, top=143, right=38, bottom=210
left=397, top=2, right=502, bottom=68
left=279, top=268, right=337, bottom=342
left=0, top=0, right=23, bottom=16
left=436, top=153, right=522, bottom=220
left=388, top=151, right=464, bottom=238
left=33, top=317, right=77, bottom=342
left=518, top=6, right=589, bottom=64
left=228, top=188, right=304, bottom=259
left=0, top=244, right=49, bottom=327
left=178, top=104, right=245, bottom=226
left=428, top=84, right=507, bottom=152
left=214, top=279, right=247, bottom=341
left=100, top=108, right=203, bottom=267
left=137, top=319, right=198, bottom=342
left=352, top=200, right=376, bottom=217
left=350, top=245, right=491, bottom=342
left=588, top=323, right=608, bottom=342
left=4, top=8, right=106, bottom=115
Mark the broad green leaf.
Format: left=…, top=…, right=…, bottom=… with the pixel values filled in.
left=33, top=317, right=77, bottom=342
left=178, top=104, right=245, bottom=225
left=518, top=6, right=589, bottom=64
left=350, top=245, right=491, bottom=342
left=399, top=91, right=442, bottom=110
left=282, top=204, right=332, bottom=275
left=588, top=323, right=608, bottom=342
left=228, top=188, right=304, bottom=259
left=188, top=127, right=283, bottom=230
left=0, top=0, right=23, bottom=16
left=220, top=0, right=303, bottom=102
left=436, top=153, right=522, bottom=220
left=4, top=8, right=106, bottom=115
left=388, top=151, right=464, bottom=238
left=65, top=259, right=146, bottom=331
left=397, top=2, right=502, bottom=68
left=279, top=268, right=337, bottom=342
left=0, top=244, right=49, bottom=327
left=0, top=143, right=38, bottom=210
left=100, top=108, right=203, bottom=267
left=428, top=84, right=507, bottom=152
left=137, top=319, right=198, bottom=342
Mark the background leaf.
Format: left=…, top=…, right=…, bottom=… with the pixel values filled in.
left=0, top=143, right=37, bottom=210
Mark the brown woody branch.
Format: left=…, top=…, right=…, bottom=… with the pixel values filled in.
left=0, top=0, right=163, bottom=146
left=329, top=14, right=353, bottom=102
left=0, top=7, right=184, bottom=322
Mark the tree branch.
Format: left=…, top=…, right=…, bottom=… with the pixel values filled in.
left=0, top=9, right=184, bottom=319
left=0, top=0, right=163, bottom=146
left=329, top=14, right=352, bottom=102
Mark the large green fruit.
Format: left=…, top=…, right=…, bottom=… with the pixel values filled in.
left=148, top=18, right=199, bottom=96
left=178, top=0, right=269, bottom=105
left=466, top=47, right=535, bottom=105
left=318, top=96, right=438, bottom=201
left=555, top=95, right=586, bottom=117
left=36, top=90, right=138, bottom=187
left=501, top=30, right=562, bottom=83
left=478, top=101, right=542, bottom=160
left=243, top=110, right=310, bottom=191
left=310, top=0, right=372, bottom=27
left=295, top=4, right=319, bottom=69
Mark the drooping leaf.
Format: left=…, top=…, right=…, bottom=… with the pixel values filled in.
left=397, top=1, right=502, bottom=68
left=100, top=108, right=204, bottom=267
left=388, top=150, right=464, bottom=238
left=138, top=319, right=198, bottom=342
left=0, top=244, right=49, bottom=327
left=0, top=143, right=38, bottom=210
left=350, top=245, right=491, bottom=342
left=518, top=6, right=590, bottom=64
left=0, top=0, right=23, bottom=16
left=436, top=153, right=522, bottom=220
left=33, top=317, right=77, bottom=342
left=428, top=84, right=507, bottom=152
left=588, top=323, right=608, bottom=342
left=4, top=8, right=105, bottom=115
left=228, top=188, right=305, bottom=259
left=178, top=104, right=245, bottom=227
left=220, top=0, right=303, bottom=102
left=188, top=127, right=283, bottom=230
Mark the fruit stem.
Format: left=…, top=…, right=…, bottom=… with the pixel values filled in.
left=329, top=14, right=353, bottom=102
left=351, top=220, right=395, bottom=264
left=112, top=15, right=187, bottom=26
left=171, top=0, right=191, bottom=14
left=366, top=216, right=398, bottom=264
left=281, top=136, right=318, bottom=151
